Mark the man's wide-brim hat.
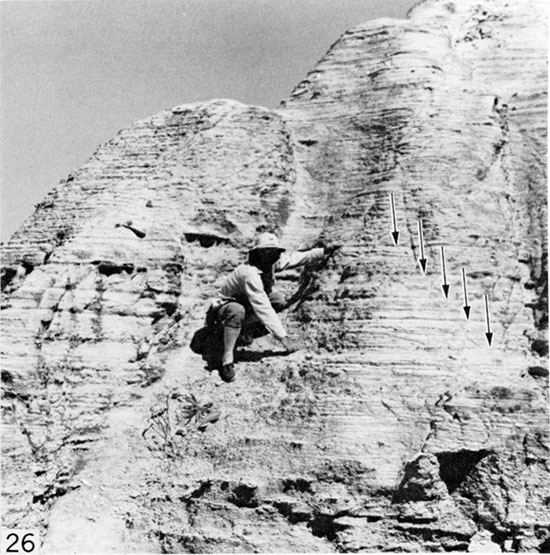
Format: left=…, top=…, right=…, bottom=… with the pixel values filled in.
left=249, top=233, right=286, bottom=253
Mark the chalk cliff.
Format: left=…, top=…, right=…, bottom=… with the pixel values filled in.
left=1, top=0, right=548, bottom=552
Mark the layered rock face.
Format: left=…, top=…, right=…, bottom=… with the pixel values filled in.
left=1, top=0, right=548, bottom=552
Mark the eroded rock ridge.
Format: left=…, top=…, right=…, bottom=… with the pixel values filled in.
left=1, top=0, right=548, bottom=552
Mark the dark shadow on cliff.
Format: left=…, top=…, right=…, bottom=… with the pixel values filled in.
left=235, top=349, right=292, bottom=362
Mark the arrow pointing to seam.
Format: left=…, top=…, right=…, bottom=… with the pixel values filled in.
left=484, top=294, right=493, bottom=346
left=440, top=246, right=449, bottom=298
left=389, top=193, right=399, bottom=246
left=417, top=220, right=427, bottom=273
left=461, top=268, right=471, bottom=319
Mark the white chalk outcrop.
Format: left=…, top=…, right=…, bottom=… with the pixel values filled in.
left=1, top=0, right=547, bottom=552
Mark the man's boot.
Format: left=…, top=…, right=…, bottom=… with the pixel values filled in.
left=220, top=326, right=240, bottom=382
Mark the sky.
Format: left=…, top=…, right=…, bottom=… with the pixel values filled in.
left=0, top=0, right=416, bottom=241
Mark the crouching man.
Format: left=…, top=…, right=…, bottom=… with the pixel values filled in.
left=192, top=233, right=337, bottom=382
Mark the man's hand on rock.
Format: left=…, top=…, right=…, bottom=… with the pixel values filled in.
left=324, top=243, right=342, bottom=257
left=279, top=337, right=301, bottom=354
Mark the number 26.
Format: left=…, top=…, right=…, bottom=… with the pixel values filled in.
left=6, top=533, right=36, bottom=553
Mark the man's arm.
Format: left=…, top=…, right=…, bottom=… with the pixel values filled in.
left=276, top=247, right=325, bottom=271
left=276, top=243, right=342, bottom=271
left=243, top=270, right=287, bottom=339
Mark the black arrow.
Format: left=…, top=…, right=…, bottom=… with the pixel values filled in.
left=440, top=246, right=449, bottom=298
left=484, top=294, right=493, bottom=346
left=461, top=268, right=471, bottom=319
left=417, top=220, right=427, bottom=273
left=389, top=193, right=399, bottom=246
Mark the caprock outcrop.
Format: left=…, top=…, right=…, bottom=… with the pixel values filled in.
left=1, top=0, right=548, bottom=552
